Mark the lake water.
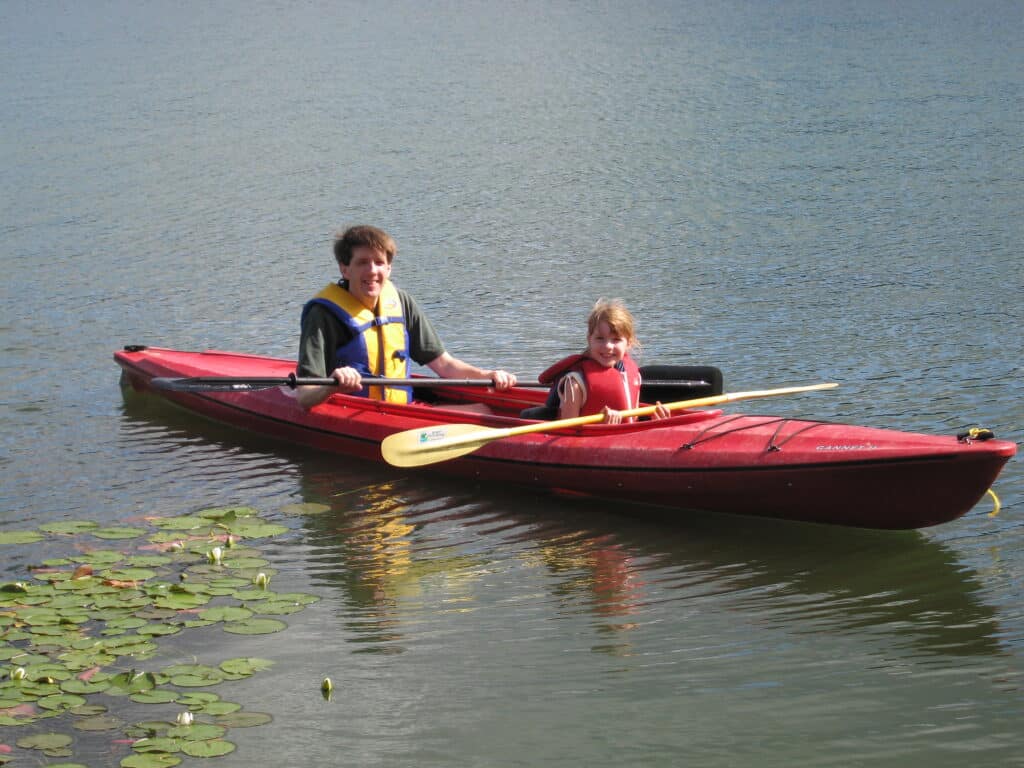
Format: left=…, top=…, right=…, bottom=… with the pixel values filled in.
left=2, top=1, right=1023, bottom=765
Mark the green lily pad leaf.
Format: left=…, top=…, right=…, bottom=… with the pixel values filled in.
left=0, top=531, right=44, bottom=545
left=69, top=703, right=107, bottom=716
left=130, top=689, right=180, bottom=704
left=108, top=670, right=158, bottom=693
left=106, top=617, right=149, bottom=631
left=168, top=674, right=223, bottom=688
left=223, top=557, right=270, bottom=570
left=219, top=657, right=273, bottom=676
left=215, top=711, right=273, bottom=727
left=222, top=618, right=287, bottom=635
left=135, top=624, right=181, bottom=638
left=134, top=607, right=179, bottom=620
left=37, top=693, right=86, bottom=710
left=74, top=713, right=123, bottom=731
left=250, top=602, right=301, bottom=618
left=126, top=555, right=173, bottom=567
left=151, top=515, right=215, bottom=531
left=196, top=606, right=252, bottom=623
left=223, top=522, right=288, bottom=539
left=39, top=520, right=100, bottom=534
left=280, top=502, right=331, bottom=515
left=165, top=723, right=226, bottom=741
left=268, top=591, right=320, bottom=606
left=91, top=527, right=147, bottom=540
left=176, top=692, right=219, bottom=707
left=72, top=550, right=125, bottom=565
left=37, top=763, right=89, bottom=768
left=120, top=754, right=181, bottom=768
left=182, top=619, right=215, bottom=629
left=133, top=736, right=182, bottom=753
left=161, top=664, right=220, bottom=678
left=102, top=568, right=157, bottom=582
left=230, top=589, right=272, bottom=602
left=181, top=739, right=235, bottom=757
left=61, top=677, right=111, bottom=694
left=193, top=699, right=240, bottom=716
left=207, top=576, right=250, bottom=589
left=152, top=592, right=210, bottom=611
left=16, top=732, right=73, bottom=750
left=197, top=506, right=259, bottom=520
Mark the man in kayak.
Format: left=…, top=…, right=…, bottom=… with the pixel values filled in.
left=296, top=225, right=517, bottom=409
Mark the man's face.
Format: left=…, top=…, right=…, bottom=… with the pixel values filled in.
left=341, top=245, right=392, bottom=309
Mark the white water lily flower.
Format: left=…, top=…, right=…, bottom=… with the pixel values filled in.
left=11, top=667, right=26, bottom=680
left=176, top=711, right=194, bottom=726
left=253, top=572, right=270, bottom=589
left=321, top=677, right=333, bottom=693
left=207, top=546, right=223, bottom=565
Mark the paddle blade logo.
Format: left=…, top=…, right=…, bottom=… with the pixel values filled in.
left=418, top=428, right=450, bottom=444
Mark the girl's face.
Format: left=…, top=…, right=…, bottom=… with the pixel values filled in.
left=587, top=320, right=631, bottom=368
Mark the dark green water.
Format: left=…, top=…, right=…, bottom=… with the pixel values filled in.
left=2, top=1, right=1022, bottom=765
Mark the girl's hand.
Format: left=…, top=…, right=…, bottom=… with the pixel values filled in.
left=602, top=406, right=623, bottom=424
left=652, top=401, right=672, bottom=420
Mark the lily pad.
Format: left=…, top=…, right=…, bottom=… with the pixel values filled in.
left=120, top=754, right=181, bottom=768
left=91, top=527, right=147, bottom=540
left=165, top=723, right=226, bottom=741
left=102, top=568, right=157, bottom=582
left=108, top=670, right=158, bottom=694
left=72, top=550, right=125, bottom=565
left=197, top=506, right=259, bottom=520
left=39, top=520, right=100, bottom=534
left=196, top=606, right=252, bottom=623
left=16, top=732, right=73, bottom=750
left=191, top=699, right=240, bottom=716
left=215, top=711, right=273, bottom=728
left=222, top=618, right=287, bottom=635
left=181, top=739, right=235, bottom=757
left=132, top=737, right=181, bottom=754
left=0, top=531, right=44, bottom=545
left=73, top=713, right=123, bottom=731
left=150, top=515, right=214, bottom=531
left=130, top=689, right=180, bottom=705
left=61, top=678, right=111, bottom=695
left=219, top=657, right=274, bottom=676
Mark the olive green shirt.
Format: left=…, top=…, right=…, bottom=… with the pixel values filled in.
left=297, top=282, right=446, bottom=377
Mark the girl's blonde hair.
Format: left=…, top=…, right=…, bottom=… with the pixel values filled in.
left=586, top=298, right=639, bottom=348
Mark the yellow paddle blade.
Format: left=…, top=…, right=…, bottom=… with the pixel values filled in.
left=382, top=423, right=510, bottom=467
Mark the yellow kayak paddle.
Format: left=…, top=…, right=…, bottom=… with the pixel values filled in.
left=381, top=382, right=838, bottom=468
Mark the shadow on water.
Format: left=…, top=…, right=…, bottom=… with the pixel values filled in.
left=119, top=386, right=1005, bottom=660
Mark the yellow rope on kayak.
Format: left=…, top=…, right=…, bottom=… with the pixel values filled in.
left=986, top=488, right=1001, bottom=517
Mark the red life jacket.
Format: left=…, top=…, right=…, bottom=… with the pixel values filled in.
left=539, top=354, right=642, bottom=419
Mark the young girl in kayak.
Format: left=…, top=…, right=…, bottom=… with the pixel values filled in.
left=540, top=299, right=670, bottom=424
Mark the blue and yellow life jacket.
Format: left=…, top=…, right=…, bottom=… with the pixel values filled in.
left=302, top=281, right=411, bottom=403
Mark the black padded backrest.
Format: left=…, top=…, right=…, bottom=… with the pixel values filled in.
left=639, top=365, right=724, bottom=403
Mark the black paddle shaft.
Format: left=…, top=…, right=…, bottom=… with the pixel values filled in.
left=150, top=374, right=711, bottom=394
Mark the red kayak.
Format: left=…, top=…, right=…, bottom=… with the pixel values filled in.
left=115, top=345, right=1015, bottom=530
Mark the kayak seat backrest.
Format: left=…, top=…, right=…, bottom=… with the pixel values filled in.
left=638, top=365, right=724, bottom=403
left=520, top=404, right=558, bottom=421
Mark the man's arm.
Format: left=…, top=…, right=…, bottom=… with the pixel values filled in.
left=296, top=304, right=362, bottom=409
left=427, top=352, right=517, bottom=389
